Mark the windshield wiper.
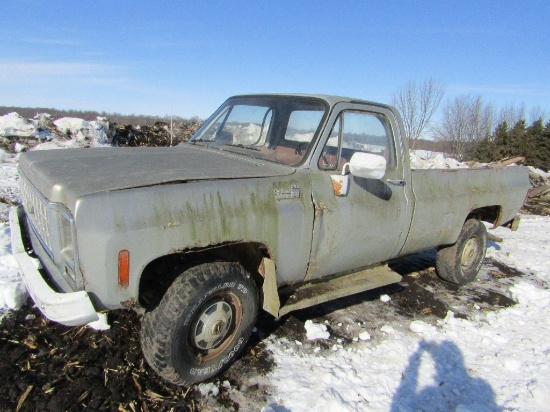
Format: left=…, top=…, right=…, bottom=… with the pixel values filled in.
left=190, top=139, right=210, bottom=146
left=225, top=144, right=260, bottom=151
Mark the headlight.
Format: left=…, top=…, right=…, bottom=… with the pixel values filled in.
left=51, top=205, right=77, bottom=282
left=59, top=214, right=75, bottom=265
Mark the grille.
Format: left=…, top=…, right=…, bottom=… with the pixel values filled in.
left=20, top=174, right=53, bottom=253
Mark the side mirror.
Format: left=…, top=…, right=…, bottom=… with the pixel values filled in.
left=349, top=152, right=386, bottom=179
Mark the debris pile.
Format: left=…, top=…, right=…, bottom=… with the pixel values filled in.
left=107, top=117, right=202, bottom=147
left=524, top=166, right=550, bottom=216
left=0, top=112, right=202, bottom=151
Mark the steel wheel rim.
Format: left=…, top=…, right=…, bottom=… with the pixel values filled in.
left=461, top=237, right=479, bottom=270
left=188, top=292, right=242, bottom=362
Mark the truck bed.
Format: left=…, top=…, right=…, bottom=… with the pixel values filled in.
left=399, top=166, right=530, bottom=257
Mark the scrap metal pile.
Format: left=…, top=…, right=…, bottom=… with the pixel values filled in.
left=524, top=166, right=550, bottom=216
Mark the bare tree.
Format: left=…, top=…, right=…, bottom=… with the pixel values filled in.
left=433, top=95, right=494, bottom=160
left=497, top=103, right=526, bottom=127
left=391, top=77, right=445, bottom=150
left=529, top=105, right=547, bottom=124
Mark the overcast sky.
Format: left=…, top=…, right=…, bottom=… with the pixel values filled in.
left=0, top=1, right=548, bottom=120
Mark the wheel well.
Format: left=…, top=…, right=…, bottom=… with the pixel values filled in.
left=138, top=242, right=269, bottom=311
left=466, top=205, right=501, bottom=226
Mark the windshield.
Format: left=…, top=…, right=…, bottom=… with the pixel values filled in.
left=189, top=96, right=328, bottom=166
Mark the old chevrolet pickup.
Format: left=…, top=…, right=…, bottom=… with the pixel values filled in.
left=10, top=94, right=530, bottom=385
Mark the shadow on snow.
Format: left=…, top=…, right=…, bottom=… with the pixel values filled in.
left=391, top=340, right=500, bottom=412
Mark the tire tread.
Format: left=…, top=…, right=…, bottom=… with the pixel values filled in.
left=141, top=262, right=257, bottom=386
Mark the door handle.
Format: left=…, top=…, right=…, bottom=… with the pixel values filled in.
left=387, top=179, right=406, bottom=186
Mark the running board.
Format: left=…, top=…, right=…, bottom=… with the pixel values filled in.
left=277, top=265, right=402, bottom=317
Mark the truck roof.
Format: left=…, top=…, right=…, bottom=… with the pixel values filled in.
left=230, top=93, right=395, bottom=111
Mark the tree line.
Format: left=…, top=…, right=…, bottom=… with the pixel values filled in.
left=471, top=119, right=550, bottom=172
left=392, top=79, right=549, bottom=171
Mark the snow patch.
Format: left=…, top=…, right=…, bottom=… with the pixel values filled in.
left=410, top=151, right=470, bottom=169
left=53, top=117, right=90, bottom=141
left=87, top=312, right=111, bottom=331
left=380, top=294, right=391, bottom=302
left=0, top=112, right=35, bottom=138
left=305, top=320, right=330, bottom=340
left=198, top=382, right=220, bottom=397
left=0, top=224, right=28, bottom=313
left=358, top=331, right=371, bottom=341
left=409, top=320, right=437, bottom=336
left=380, top=324, right=396, bottom=334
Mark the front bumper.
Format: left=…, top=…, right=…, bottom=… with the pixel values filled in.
left=9, top=206, right=99, bottom=326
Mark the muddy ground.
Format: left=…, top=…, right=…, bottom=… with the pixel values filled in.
left=0, top=198, right=545, bottom=411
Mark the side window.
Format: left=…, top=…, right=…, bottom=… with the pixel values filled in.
left=319, top=110, right=394, bottom=171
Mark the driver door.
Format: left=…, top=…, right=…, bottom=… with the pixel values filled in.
left=306, top=103, right=412, bottom=280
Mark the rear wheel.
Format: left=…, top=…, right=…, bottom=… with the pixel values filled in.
left=436, top=219, right=487, bottom=285
left=141, top=262, right=259, bottom=385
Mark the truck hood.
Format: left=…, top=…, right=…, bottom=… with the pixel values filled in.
left=19, top=144, right=295, bottom=208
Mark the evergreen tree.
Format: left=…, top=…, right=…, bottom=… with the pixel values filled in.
left=538, top=121, right=550, bottom=171
left=525, top=119, right=545, bottom=170
left=469, top=117, right=550, bottom=171
left=471, top=136, right=495, bottom=162
left=492, top=122, right=510, bottom=160
left=507, top=119, right=527, bottom=158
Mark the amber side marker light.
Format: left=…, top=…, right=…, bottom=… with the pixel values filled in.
left=118, top=250, right=130, bottom=286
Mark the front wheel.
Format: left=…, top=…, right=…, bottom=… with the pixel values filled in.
left=435, top=219, right=487, bottom=285
left=141, top=262, right=259, bottom=385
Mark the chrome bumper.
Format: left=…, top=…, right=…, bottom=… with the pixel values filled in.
left=9, top=206, right=99, bottom=326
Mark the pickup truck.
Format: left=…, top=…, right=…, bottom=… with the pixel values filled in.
left=10, top=94, right=530, bottom=385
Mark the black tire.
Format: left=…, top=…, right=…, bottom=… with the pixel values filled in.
left=435, top=219, right=487, bottom=285
left=141, top=262, right=259, bottom=386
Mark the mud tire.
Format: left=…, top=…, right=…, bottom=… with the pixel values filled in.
left=436, top=219, right=487, bottom=285
left=141, top=262, right=259, bottom=386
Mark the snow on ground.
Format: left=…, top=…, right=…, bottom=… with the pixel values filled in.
left=260, top=218, right=550, bottom=412
left=0, top=123, right=549, bottom=410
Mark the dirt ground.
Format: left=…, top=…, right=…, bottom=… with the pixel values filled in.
left=0, top=197, right=545, bottom=411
